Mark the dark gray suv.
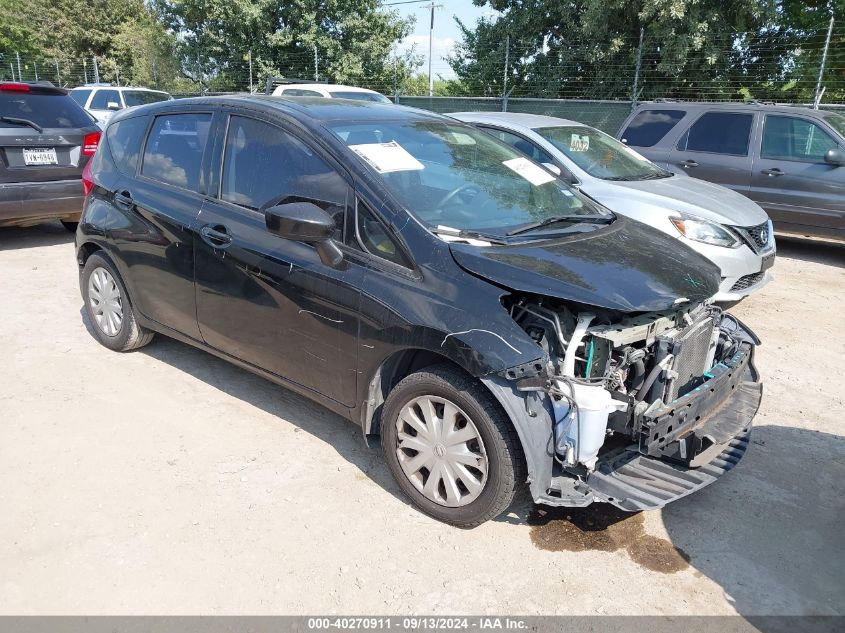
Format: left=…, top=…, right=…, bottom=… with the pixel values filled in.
left=618, top=102, right=845, bottom=241
left=1, top=81, right=101, bottom=231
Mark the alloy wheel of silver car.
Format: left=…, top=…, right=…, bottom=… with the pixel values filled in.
left=88, top=267, right=124, bottom=337
left=394, top=395, right=489, bottom=507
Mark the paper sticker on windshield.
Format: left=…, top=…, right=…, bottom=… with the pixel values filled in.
left=570, top=134, right=590, bottom=152
left=502, top=157, right=556, bottom=186
left=349, top=141, right=424, bottom=173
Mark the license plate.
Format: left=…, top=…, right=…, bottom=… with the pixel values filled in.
left=760, top=251, right=776, bottom=272
left=23, top=148, right=58, bottom=166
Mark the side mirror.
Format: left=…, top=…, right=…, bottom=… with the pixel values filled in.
left=824, top=148, right=845, bottom=166
left=265, top=201, right=343, bottom=267
left=542, top=162, right=562, bottom=176
left=107, top=101, right=121, bottom=111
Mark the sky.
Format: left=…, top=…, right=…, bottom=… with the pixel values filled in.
left=386, top=1, right=494, bottom=78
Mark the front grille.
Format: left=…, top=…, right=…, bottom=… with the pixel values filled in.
left=668, top=316, right=716, bottom=401
left=733, top=221, right=770, bottom=253
left=731, top=271, right=765, bottom=292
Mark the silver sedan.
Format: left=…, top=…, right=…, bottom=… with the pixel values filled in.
left=450, top=111, right=776, bottom=302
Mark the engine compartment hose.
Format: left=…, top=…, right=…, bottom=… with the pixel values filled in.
left=630, top=358, right=645, bottom=393
left=635, top=355, right=673, bottom=402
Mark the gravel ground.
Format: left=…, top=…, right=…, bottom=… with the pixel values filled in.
left=0, top=223, right=843, bottom=616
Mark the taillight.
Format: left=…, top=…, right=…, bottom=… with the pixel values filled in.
left=82, top=159, right=94, bottom=197
left=82, top=131, right=101, bottom=156
left=0, top=82, right=30, bottom=92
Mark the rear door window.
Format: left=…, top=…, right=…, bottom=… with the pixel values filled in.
left=70, top=89, right=92, bottom=107
left=620, top=109, right=685, bottom=147
left=0, top=93, right=94, bottom=129
left=220, top=115, right=347, bottom=239
left=106, top=116, right=149, bottom=176
left=141, top=113, right=211, bottom=192
left=89, top=89, right=121, bottom=110
left=679, top=112, right=754, bottom=155
left=761, top=115, right=840, bottom=162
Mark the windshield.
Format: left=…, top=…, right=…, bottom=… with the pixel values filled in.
left=535, top=125, right=671, bottom=181
left=330, top=120, right=607, bottom=234
left=329, top=91, right=392, bottom=103
left=823, top=112, right=845, bottom=138
left=122, top=90, right=170, bottom=107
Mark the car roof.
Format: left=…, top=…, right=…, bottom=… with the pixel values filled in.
left=72, top=85, right=166, bottom=92
left=132, top=94, right=442, bottom=124
left=279, top=84, right=379, bottom=94
left=631, top=101, right=828, bottom=117
left=450, top=111, right=584, bottom=130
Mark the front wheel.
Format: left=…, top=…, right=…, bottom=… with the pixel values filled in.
left=381, top=364, right=525, bottom=528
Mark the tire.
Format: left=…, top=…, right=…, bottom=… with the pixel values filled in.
left=81, top=252, right=154, bottom=352
left=61, top=220, right=79, bottom=233
left=381, top=363, right=525, bottom=528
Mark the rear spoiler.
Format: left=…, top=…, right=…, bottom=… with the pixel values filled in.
left=0, top=81, right=68, bottom=96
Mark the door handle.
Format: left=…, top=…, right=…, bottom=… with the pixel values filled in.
left=680, top=160, right=699, bottom=168
left=761, top=168, right=784, bottom=177
left=113, top=190, right=133, bottom=209
left=200, top=224, right=233, bottom=248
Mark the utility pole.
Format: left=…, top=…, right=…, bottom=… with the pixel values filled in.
left=115, top=63, right=120, bottom=86
left=422, top=2, right=442, bottom=97
left=16, top=52, right=22, bottom=82
left=631, top=25, right=644, bottom=109
left=83, top=57, right=88, bottom=84
left=501, top=35, right=510, bottom=112
left=93, top=56, right=100, bottom=84
left=55, top=59, right=60, bottom=85
left=314, top=46, right=319, bottom=82
left=34, top=61, right=38, bottom=81
left=813, top=7, right=835, bottom=109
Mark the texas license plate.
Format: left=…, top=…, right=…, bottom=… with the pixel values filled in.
left=23, top=148, right=58, bottom=166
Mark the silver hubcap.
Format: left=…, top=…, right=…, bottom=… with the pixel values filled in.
left=88, top=267, right=123, bottom=337
left=395, top=395, right=488, bottom=507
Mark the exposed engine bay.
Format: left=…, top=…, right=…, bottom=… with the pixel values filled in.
left=505, top=296, right=757, bottom=477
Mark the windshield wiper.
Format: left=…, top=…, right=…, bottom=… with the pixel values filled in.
left=0, top=116, right=43, bottom=133
left=432, top=226, right=508, bottom=245
left=506, top=214, right=613, bottom=236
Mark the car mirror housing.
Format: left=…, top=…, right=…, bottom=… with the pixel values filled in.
left=824, top=148, right=845, bottom=166
left=265, top=201, right=344, bottom=267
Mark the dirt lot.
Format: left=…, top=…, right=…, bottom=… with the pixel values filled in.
left=1, top=223, right=843, bottom=616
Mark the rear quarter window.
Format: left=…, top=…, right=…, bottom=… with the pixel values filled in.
left=620, top=109, right=685, bottom=147
left=106, top=116, right=149, bottom=176
left=0, top=93, right=94, bottom=129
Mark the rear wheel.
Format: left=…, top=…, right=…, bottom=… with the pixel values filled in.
left=381, top=364, right=525, bottom=528
left=61, top=220, right=79, bottom=233
left=81, top=253, right=154, bottom=352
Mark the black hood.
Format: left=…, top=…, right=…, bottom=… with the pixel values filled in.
left=449, top=216, right=721, bottom=312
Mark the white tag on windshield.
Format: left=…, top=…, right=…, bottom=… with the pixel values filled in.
left=349, top=141, right=424, bottom=173
left=570, top=134, right=590, bottom=152
left=502, top=157, right=556, bottom=186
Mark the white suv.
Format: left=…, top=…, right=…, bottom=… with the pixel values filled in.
left=70, top=85, right=172, bottom=124
left=271, top=83, right=391, bottom=103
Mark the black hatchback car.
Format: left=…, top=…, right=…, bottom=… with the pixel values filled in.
left=1, top=81, right=101, bottom=230
left=77, top=96, right=762, bottom=527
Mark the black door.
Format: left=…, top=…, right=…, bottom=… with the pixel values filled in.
left=195, top=114, right=362, bottom=406
left=117, top=111, right=213, bottom=339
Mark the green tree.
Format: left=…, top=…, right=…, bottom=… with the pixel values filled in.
left=448, top=0, right=778, bottom=100
left=153, top=0, right=417, bottom=93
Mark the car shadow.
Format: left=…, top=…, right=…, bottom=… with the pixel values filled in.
left=775, top=234, right=845, bottom=269
left=498, top=424, right=845, bottom=618
left=0, top=222, right=75, bottom=251
left=78, top=308, right=412, bottom=509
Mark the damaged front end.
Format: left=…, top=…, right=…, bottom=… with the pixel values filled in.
left=499, top=296, right=762, bottom=511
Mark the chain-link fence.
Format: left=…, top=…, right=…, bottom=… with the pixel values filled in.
left=2, top=18, right=843, bottom=133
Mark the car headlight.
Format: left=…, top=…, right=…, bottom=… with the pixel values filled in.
left=670, top=214, right=741, bottom=248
